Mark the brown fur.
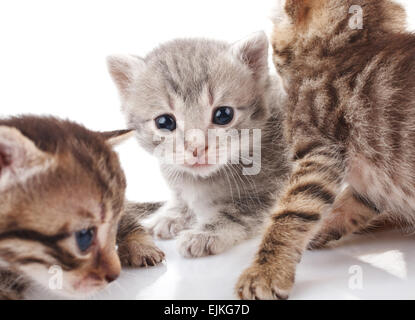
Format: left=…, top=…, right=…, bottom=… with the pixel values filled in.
left=117, top=202, right=165, bottom=267
left=0, top=116, right=163, bottom=299
left=237, top=0, right=415, bottom=299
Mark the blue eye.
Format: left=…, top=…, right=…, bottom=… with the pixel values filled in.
left=155, top=114, right=176, bottom=131
left=213, top=107, right=234, bottom=125
left=75, top=228, right=95, bottom=253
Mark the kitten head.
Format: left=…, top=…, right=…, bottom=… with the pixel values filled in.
left=0, top=117, right=131, bottom=298
left=107, top=32, right=270, bottom=178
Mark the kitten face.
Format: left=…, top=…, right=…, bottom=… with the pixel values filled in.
left=0, top=118, right=130, bottom=298
left=108, top=32, right=270, bottom=178
left=7, top=182, right=121, bottom=297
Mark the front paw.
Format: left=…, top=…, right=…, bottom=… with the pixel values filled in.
left=118, top=235, right=165, bottom=268
left=177, top=231, right=229, bottom=258
left=308, top=229, right=343, bottom=250
left=142, top=214, right=186, bottom=240
left=236, top=265, right=291, bottom=300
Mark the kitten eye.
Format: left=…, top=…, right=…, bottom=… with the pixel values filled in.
left=155, top=114, right=176, bottom=131
left=75, top=228, right=95, bottom=253
left=212, top=107, right=234, bottom=125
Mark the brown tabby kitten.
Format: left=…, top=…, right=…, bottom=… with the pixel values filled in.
left=237, top=0, right=415, bottom=299
left=0, top=116, right=163, bottom=299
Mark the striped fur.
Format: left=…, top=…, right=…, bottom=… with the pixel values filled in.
left=237, top=0, right=415, bottom=299
left=0, top=116, right=163, bottom=299
left=117, top=202, right=165, bottom=267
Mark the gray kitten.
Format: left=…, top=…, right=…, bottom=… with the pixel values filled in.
left=107, top=32, right=289, bottom=257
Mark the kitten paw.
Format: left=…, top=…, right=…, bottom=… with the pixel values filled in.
left=142, top=214, right=187, bottom=240
left=118, top=236, right=165, bottom=268
left=177, top=231, right=228, bottom=258
left=236, top=266, right=291, bottom=300
left=308, top=229, right=343, bottom=250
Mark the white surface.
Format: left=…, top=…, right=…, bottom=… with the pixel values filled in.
left=28, top=231, right=415, bottom=300
left=0, top=0, right=414, bottom=300
left=95, top=230, right=415, bottom=300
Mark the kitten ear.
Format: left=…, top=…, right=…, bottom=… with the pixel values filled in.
left=229, top=31, right=269, bottom=80
left=100, top=129, right=135, bottom=147
left=0, top=126, right=53, bottom=186
left=107, top=55, right=146, bottom=100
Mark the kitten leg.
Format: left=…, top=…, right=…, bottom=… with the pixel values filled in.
left=308, top=185, right=383, bottom=249
left=141, top=198, right=195, bottom=240
left=236, top=143, right=345, bottom=300
left=0, top=270, right=29, bottom=300
left=117, top=202, right=165, bottom=268
left=176, top=206, right=266, bottom=258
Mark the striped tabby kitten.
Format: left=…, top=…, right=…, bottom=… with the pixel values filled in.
left=0, top=116, right=163, bottom=299
left=107, top=33, right=290, bottom=258
left=237, top=0, right=415, bottom=300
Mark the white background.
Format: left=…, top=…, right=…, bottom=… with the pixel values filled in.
left=0, top=0, right=414, bottom=300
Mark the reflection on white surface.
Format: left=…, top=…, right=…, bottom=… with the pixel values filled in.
left=358, top=250, right=407, bottom=280
left=26, top=231, right=415, bottom=300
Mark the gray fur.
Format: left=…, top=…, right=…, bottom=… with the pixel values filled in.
left=108, top=33, right=290, bottom=257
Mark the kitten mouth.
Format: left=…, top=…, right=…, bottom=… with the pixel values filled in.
left=180, top=156, right=226, bottom=176
left=181, top=161, right=222, bottom=176
left=184, top=163, right=214, bottom=168
left=183, top=157, right=216, bottom=168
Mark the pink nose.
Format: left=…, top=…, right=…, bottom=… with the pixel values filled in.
left=192, top=146, right=208, bottom=158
